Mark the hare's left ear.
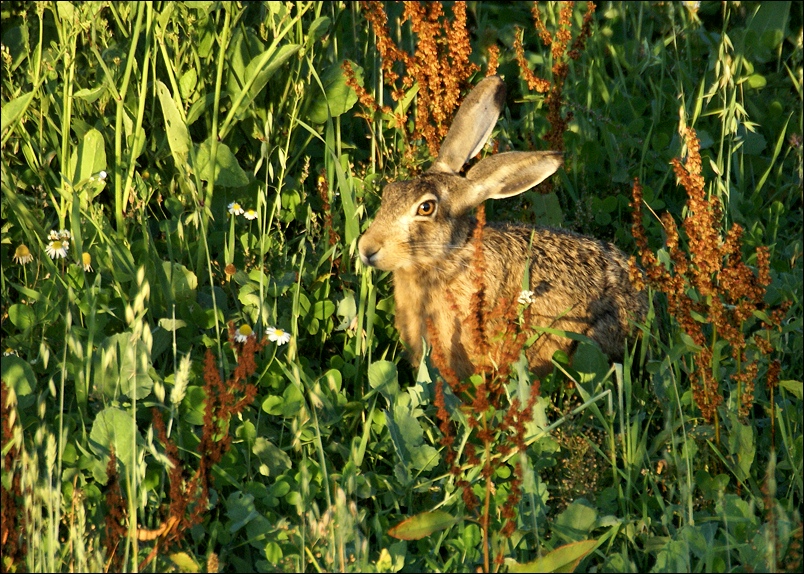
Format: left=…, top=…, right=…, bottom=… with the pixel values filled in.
left=450, top=151, right=564, bottom=215
left=429, top=76, right=507, bottom=175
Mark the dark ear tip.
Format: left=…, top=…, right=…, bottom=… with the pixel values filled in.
left=548, top=150, right=564, bottom=162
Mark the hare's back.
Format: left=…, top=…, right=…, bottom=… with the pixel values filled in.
left=485, top=223, right=645, bottom=352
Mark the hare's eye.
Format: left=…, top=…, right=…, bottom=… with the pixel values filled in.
left=417, top=200, right=436, bottom=216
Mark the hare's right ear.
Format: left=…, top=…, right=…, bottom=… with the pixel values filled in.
left=449, top=151, right=563, bottom=215
left=429, top=76, right=506, bottom=175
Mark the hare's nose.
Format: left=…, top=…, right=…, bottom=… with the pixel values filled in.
left=358, top=234, right=381, bottom=267
left=359, top=244, right=380, bottom=267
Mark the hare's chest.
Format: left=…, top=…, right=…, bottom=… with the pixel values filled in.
left=392, top=269, right=477, bottom=376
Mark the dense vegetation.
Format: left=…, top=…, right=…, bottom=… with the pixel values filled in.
left=1, top=1, right=801, bottom=572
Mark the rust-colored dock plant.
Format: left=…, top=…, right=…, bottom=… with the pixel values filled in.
left=515, top=1, right=596, bottom=154
left=631, top=127, right=788, bottom=433
left=357, top=1, right=480, bottom=158
left=0, top=381, right=26, bottom=571
left=428, top=204, right=541, bottom=570
left=124, top=324, right=267, bottom=570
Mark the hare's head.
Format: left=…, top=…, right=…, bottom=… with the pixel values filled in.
left=358, top=76, right=563, bottom=272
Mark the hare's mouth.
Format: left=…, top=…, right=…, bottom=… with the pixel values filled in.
left=358, top=243, right=398, bottom=271
left=359, top=248, right=385, bottom=269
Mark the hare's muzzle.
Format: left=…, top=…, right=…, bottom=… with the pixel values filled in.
left=357, top=235, right=381, bottom=268
left=358, top=228, right=396, bottom=270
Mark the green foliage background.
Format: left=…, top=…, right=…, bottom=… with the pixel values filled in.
left=1, top=1, right=802, bottom=572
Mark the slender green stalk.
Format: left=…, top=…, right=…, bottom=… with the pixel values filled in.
left=113, top=1, right=146, bottom=233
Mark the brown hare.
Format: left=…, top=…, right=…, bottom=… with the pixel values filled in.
left=358, top=75, right=647, bottom=378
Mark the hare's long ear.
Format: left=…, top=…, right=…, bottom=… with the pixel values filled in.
left=451, top=151, right=563, bottom=214
left=429, top=76, right=506, bottom=175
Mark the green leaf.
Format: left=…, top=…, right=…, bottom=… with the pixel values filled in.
left=264, top=541, right=283, bottom=564
left=779, top=379, right=803, bottom=399
left=368, top=360, right=399, bottom=402
left=73, top=85, right=106, bottom=103
left=195, top=138, right=249, bottom=187
left=335, top=291, right=357, bottom=331
left=279, top=384, right=304, bottom=417
left=262, top=395, right=284, bottom=416
left=182, top=386, right=207, bottom=425
left=263, top=384, right=304, bottom=417
left=88, top=406, right=142, bottom=478
left=746, top=1, right=789, bottom=52
left=93, top=332, right=153, bottom=401
left=530, top=191, right=564, bottom=227
left=746, top=74, right=767, bottom=89
left=253, top=437, right=292, bottom=477
left=93, top=332, right=153, bottom=400
left=307, top=60, right=362, bottom=124
left=156, top=80, right=191, bottom=165
left=158, top=318, right=188, bottom=332
left=1, top=91, right=34, bottom=135
left=179, top=69, right=198, bottom=100
left=222, top=43, right=301, bottom=136
left=55, top=1, right=76, bottom=23
left=185, top=1, right=214, bottom=11
left=571, top=342, right=609, bottom=384
left=311, top=299, right=335, bottom=320
left=695, top=470, right=729, bottom=501
left=652, top=538, right=691, bottom=573
left=69, top=128, right=107, bottom=185
left=727, top=411, right=755, bottom=481
left=243, top=43, right=300, bottom=104
left=322, top=368, right=342, bottom=391
left=236, top=420, right=257, bottom=446
left=386, top=403, right=438, bottom=472
left=1, top=355, right=36, bottom=396
left=117, top=335, right=153, bottom=400
left=163, top=261, right=198, bottom=302
left=387, top=510, right=458, bottom=540
left=8, top=303, right=36, bottom=331
left=553, top=499, right=598, bottom=542
left=506, top=539, right=598, bottom=573
left=269, top=479, right=291, bottom=499
left=306, top=16, right=331, bottom=44
left=226, top=491, right=259, bottom=532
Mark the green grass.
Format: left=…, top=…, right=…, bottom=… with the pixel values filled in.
left=1, top=1, right=802, bottom=572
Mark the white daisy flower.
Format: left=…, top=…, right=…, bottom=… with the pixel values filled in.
left=3, top=348, right=17, bottom=357
left=45, top=239, right=70, bottom=259
left=228, top=202, right=244, bottom=216
left=58, top=229, right=71, bottom=240
left=243, top=208, right=258, bottom=220
left=13, top=244, right=33, bottom=265
left=267, top=327, right=291, bottom=345
left=518, top=290, right=535, bottom=306
left=48, top=229, right=61, bottom=241
left=82, top=252, right=93, bottom=272
left=234, top=324, right=254, bottom=343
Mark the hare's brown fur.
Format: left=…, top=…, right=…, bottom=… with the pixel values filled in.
left=358, top=76, right=647, bottom=378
